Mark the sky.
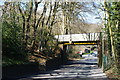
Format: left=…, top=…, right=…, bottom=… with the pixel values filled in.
left=80, top=12, right=102, bottom=24
left=37, top=2, right=104, bottom=24
left=79, top=2, right=104, bottom=24
left=0, top=1, right=104, bottom=24
left=0, top=1, right=4, bottom=5
left=84, top=12, right=103, bottom=24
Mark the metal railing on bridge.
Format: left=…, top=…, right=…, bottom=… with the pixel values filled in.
left=55, top=32, right=101, bottom=42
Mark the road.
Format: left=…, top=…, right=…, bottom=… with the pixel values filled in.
left=18, top=55, right=109, bottom=80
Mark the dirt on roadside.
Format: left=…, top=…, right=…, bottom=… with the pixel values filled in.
left=105, top=68, right=120, bottom=80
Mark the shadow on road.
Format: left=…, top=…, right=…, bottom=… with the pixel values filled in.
left=17, top=55, right=109, bottom=80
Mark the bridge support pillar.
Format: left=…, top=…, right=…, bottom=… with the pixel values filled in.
left=98, top=32, right=103, bottom=68
left=62, top=45, right=68, bottom=63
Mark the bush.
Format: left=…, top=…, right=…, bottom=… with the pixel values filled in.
left=2, top=21, right=27, bottom=65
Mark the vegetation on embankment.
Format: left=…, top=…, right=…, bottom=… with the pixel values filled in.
left=1, top=1, right=85, bottom=66
left=105, top=66, right=120, bottom=80
left=103, top=1, right=120, bottom=75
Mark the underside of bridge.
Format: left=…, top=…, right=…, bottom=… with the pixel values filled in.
left=59, top=41, right=99, bottom=45
left=59, top=40, right=102, bottom=68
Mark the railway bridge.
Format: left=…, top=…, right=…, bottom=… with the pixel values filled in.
left=55, top=32, right=102, bottom=67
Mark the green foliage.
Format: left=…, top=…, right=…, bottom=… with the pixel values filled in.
left=2, top=21, right=26, bottom=61
left=104, top=2, right=120, bottom=72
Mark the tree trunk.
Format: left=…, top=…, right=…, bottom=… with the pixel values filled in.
left=25, top=1, right=33, bottom=46
left=18, top=4, right=26, bottom=40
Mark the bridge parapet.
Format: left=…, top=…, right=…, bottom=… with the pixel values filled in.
left=55, top=32, right=100, bottom=42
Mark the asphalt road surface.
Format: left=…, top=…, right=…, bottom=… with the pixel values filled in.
left=18, top=55, right=109, bottom=80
